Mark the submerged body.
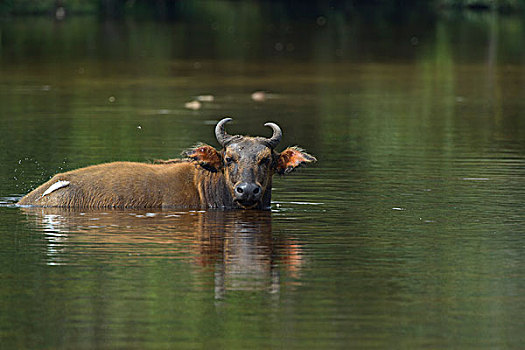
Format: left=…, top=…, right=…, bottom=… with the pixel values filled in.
left=18, top=118, right=315, bottom=210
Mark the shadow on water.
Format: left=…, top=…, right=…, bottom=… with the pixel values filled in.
left=19, top=207, right=302, bottom=299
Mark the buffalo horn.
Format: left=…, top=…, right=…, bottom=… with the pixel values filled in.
left=215, top=117, right=234, bottom=146
left=264, top=122, right=282, bottom=148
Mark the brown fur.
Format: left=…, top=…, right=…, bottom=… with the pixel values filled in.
left=18, top=136, right=316, bottom=209
left=18, top=161, right=224, bottom=209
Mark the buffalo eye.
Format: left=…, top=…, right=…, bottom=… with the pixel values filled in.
left=259, top=157, right=270, bottom=166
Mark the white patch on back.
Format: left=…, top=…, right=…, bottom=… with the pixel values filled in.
left=42, top=180, right=70, bottom=198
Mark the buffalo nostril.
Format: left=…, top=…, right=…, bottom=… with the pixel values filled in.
left=235, top=183, right=261, bottom=202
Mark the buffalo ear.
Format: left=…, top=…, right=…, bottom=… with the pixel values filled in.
left=183, top=144, right=222, bottom=172
left=276, top=147, right=316, bottom=175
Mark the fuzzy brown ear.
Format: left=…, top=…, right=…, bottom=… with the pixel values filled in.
left=276, top=147, right=317, bottom=175
left=183, top=144, right=222, bottom=172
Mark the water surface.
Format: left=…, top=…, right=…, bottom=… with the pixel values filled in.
left=1, top=8, right=525, bottom=349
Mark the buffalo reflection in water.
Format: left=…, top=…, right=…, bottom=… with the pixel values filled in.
left=20, top=207, right=303, bottom=298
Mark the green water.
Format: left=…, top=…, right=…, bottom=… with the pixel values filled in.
left=1, top=6, right=525, bottom=349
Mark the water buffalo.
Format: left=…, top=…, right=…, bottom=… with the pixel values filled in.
left=17, top=118, right=316, bottom=209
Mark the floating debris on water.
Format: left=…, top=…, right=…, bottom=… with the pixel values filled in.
left=462, top=177, right=490, bottom=181
left=55, top=7, right=66, bottom=20
left=251, top=91, right=267, bottom=102
left=185, top=100, right=202, bottom=110
left=423, top=219, right=435, bottom=223
left=108, top=96, right=116, bottom=103
left=392, top=207, right=406, bottom=211
left=197, top=95, right=214, bottom=102
left=316, top=16, right=327, bottom=26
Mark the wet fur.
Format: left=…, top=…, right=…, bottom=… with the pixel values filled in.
left=18, top=138, right=315, bottom=209
left=18, top=161, right=229, bottom=209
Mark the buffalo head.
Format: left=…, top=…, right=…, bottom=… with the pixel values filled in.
left=184, top=118, right=316, bottom=209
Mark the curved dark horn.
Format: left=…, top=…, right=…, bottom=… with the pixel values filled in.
left=215, top=117, right=234, bottom=146
left=263, top=122, right=282, bottom=148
